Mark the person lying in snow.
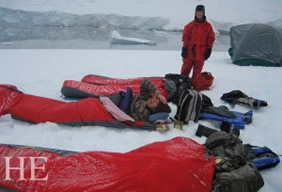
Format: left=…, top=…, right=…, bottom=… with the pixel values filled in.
left=128, top=79, right=171, bottom=122
left=0, top=80, right=171, bottom=131
left=103, top=79, right=171, bottom=131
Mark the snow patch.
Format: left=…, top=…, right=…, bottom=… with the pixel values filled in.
left=110, top=30, right=157, bottom=46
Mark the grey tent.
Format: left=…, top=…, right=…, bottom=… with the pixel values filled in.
left=229, top=23, right=282, bottom=67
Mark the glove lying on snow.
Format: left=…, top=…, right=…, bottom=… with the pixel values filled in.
left=221, top=90, right=268, bottom=108
left=236, top=97, right=268, bottom=108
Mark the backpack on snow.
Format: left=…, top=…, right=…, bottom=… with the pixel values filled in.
left=205, top=132, right=265, bottom=192
left=164, top=73, right=192, bottom=104
left=174, top=89, right=202, bottom=123
left=193, top=72, right=214, bottom=91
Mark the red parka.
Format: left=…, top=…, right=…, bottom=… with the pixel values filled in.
left=182, top=20, right=215, bottom=61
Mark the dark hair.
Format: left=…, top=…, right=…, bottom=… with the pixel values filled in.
left=195, top=5, right=206, bottom=22
left=154, top=102, right=171, bottom=113
left=195, top=5, right=205, bottom=14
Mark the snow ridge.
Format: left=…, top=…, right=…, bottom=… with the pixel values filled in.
left=0, top=7, right=169, bottom=30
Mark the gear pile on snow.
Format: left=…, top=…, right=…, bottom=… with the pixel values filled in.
left=205, top=132, right=265, bottom=192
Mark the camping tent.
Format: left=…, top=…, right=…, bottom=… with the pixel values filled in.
left=229, top=23, right=282, bottom=67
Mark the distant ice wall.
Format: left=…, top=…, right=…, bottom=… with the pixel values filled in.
left=0, top=7, right=169, bottom=30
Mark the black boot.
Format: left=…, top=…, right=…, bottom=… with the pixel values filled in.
left=220, top=121, right=240, bottom=137
left=196, top=124, right=218, bottom=137
left=220, top=121, right=231, bottom=133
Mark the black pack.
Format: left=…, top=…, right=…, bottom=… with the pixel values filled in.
left=213, top=163, right=264, bottom=192
left=205, top=132, right=264, bottom=192
left=164, top=73, right=192, bottom=104
left=174, top=89, right=202, bottom=123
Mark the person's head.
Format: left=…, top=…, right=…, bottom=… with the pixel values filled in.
left=195, top=5, right=206, bottom=22
left=146, top=97, right=172, bottom=113
left=146, top=97, right=160, bottom=111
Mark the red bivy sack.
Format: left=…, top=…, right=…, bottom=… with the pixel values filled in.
left=0, top=85, right=155, bottom=130
left=0, top=137, right=215, bottom=192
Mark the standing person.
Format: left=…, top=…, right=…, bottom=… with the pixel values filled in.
left=180, top=5, right=215, bottom=85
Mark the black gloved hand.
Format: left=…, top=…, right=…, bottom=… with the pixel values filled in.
left=204, top=47, right=212, bottom=60
left=181, top=47, right=188, bottom=58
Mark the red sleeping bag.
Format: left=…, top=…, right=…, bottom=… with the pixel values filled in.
left=0, top=137, right=215, bottom=192
left=82, top=74, right=164, bottom=86
left=0, top=85, right=155, bottom=129
left=61, top=74, right=168, bottom=98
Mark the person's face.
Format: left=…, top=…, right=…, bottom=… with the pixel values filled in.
left=195, top=11, right=204, bottom=20
left=146, top=97, right=159, bottom=110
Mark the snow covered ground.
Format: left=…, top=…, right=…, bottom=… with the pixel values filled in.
left=1, top=0, right=282, bottom=191
left=1, top=50, right=282, bottom=191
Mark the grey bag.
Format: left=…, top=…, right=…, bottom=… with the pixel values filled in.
left=205, top=132, right=264, bottom=192
left=213, top=163, right=264, bottom=192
